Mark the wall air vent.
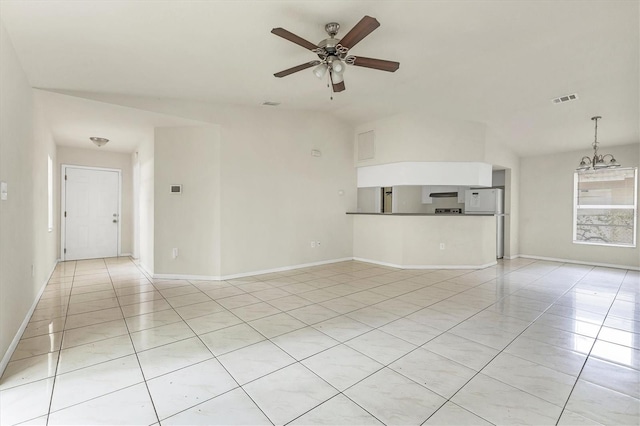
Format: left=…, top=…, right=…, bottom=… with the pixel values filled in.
left=357, top=131, right=375, bottom=161
left=552, top=93, right=578, bottom=104
left=262, top=101, right=281, bottom=106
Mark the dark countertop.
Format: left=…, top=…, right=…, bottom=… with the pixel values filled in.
left=346, top=212, right=495, bottom=216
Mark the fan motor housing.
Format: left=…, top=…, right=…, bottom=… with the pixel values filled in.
left=317, top=37, right=340, bottom=54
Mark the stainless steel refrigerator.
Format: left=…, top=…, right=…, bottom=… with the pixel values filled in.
left=465, top=188, right=504, bottom=259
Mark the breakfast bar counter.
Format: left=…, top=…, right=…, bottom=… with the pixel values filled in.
left=348, top=213, right=497, bottom=269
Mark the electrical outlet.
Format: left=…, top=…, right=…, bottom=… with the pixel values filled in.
left=439, top=243, right=445, bottom=250
left=310, top=241, right=316, bottom=248
left=172, top=248, right=178, bottom=259
left=316, top=241, right=321, bottom=247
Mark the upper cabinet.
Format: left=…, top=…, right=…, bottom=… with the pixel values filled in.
left=357, top=161, right=493, bottom=188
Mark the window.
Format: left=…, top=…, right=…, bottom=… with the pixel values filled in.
left=573, top=168, right=637, bottom=247
left=48, top=155, right=53, bottom=232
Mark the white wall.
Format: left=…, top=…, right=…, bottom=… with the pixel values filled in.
left=32, top=98, right=58, bottom=285
left=357, top=187, right=379, bottom=213
left=57, top=146, right=133, bottom=256
left=520, top=143, right=639, bottom=268
left=102, top=96, right=356, bottom=277
left=154, top=126, right=221, bottom=277
left=355, top=112, right=487, bottom=166
left=219, top=110, right=355, bottom=276
left=492, top=170, right=506, bottom=187
left=136, top=135, right=154, bottom=274
left=392, top=186, right=430, bottom=214
left=0, top=22, right=57, bottom=370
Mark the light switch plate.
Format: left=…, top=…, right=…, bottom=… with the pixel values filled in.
left=0, top=181, right=7, bottom=201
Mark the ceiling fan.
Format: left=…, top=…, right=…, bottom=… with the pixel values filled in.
left=271, top=15, right=400, bottom=95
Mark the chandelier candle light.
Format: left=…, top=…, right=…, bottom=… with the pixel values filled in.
left=576, top=116, right=621, bottom=171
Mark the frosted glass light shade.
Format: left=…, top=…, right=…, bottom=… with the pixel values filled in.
left=313, top=64, right=328, bottom=79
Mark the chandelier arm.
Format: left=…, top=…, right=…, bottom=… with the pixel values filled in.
left=601, top=154, right=614, bottom=161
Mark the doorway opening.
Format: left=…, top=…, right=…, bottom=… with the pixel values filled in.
left=381, top=187, right=393, bottom=213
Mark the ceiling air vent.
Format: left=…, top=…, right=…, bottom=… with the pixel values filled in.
left=262, top=101, right=281, bottom=106
left=552, top=93, right=578, bottom=104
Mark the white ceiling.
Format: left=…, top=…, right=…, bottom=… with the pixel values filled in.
left=35, top=90, right=208, bottom=153
left=1, top=0, right=638, bottom=156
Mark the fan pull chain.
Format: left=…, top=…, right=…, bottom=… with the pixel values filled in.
left=327, top=71, right=333, bottom=100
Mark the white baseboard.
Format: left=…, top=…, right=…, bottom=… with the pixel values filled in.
left=152, top=257, right=354, bottom=281
left=503, top=254, right=520, bottom=260
left=353, top=257, right=498, bottom=270
left=136, top=262, right=154, bottom=281
left=519, top=254, right=640, bottom=271
left=153, top=272, right=222, bottom=281
left=0, top=260, right=58, bottom=376
left=118, top=252, right=132, bottom=257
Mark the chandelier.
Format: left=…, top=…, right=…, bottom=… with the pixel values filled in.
left=576, top=116, right=620, bottom=171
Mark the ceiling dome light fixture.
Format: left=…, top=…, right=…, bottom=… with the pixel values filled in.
left=576, top=116, right=620, bottom=171
left=90, top=137, right=109, bottom=148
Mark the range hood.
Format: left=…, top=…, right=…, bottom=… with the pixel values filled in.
left=429, top=191, right=458, bottom=198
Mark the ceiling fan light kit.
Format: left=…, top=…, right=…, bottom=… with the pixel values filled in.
left=313, top=64, right=328, bottom=79
left=576, top=116, right=621, bottom=171
left=271, top=15, right=399, bottom=97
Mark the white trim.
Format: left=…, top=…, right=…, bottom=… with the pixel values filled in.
left=519, top=254, right=639, bottom=271
left=573, top=167, right=638, bottom=248
left=137, top=262, right=154, bottom=280
left=353, top=257, right=498, bottom=270
left=573, top=240, right=636, bottom=249
left=0, top=260, right=58, bottom=376
left=151, top=258, right=354, bottom=281
left=61, top=165, right=122, bottom=260
left=153, top=273, right=223, bottom=281
left=576, top=205, right=636, bottom=209
left=503, top=254, right=521, bottom=260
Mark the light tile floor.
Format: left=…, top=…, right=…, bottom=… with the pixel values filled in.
left=1, top=257, right=639, bottom=425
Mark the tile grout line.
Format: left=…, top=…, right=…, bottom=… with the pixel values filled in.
left=261, top=260, right=568, bottom=425
left=554, top=268, right=629, bottom=425
left=138, top=263, right=277, bottom=426
left=417, top=262, right=597, bottom=425
left=45, top=259, right=78, bottom=425
left=108, top=256, right=170, bottom=425
left=11, top=258, right=634, bottom=426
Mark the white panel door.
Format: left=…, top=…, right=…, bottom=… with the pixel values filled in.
left=65, top=167, right=119, bottom=260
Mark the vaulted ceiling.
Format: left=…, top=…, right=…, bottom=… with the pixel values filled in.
left=1, top=0, right=638, bottom=156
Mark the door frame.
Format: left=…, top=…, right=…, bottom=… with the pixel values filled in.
left=60, top=164, right=122, bottom=261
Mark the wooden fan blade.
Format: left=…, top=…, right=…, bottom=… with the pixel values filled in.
left=351, top=56, right=400, bottom=72
left=271, top=27, right=318, bottom=51
left=273, top=61, right=320, bottom=78
left=333, top=81, right=346, bottom=92
left=337, top=16, right=380, bottom=50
